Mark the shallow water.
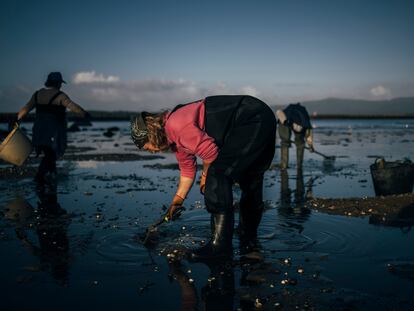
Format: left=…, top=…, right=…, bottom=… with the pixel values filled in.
left=1, top=119, right=414, bottom=310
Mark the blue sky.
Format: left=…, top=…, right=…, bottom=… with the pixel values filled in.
left=1, top=0, right=413, bottom=112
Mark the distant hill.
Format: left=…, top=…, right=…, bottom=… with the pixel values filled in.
left=286, top=97, right=414, bottom=116
left=0, top=110, right=137, bottom=123
left=1, top=97, right=414, bottom=122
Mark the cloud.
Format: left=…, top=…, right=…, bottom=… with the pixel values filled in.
left=68, top=78, right=266, bottom=111
left=370, top=85, right=392, bottom=98
left=240, top=85, right=259, bottom=97
left=70, top=78, right=208, bottom=111
left=0, top=74, right=270, bottom=112
left=73, top=71, right=120, bottom=84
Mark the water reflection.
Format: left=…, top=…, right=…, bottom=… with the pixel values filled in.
left=369, top=201, right=414, bottom=232
left=278, top=170, right=312, bottom=233
left=169, top=260, right=234, bottom=311
left=307, top=193, right=414, bottom=231
left=4, top=189, right=71, bottom=286
left=321, top=158, right=336, bottom=174
left=202, top=262, right=234, bottom=311
left=168, top=261, right=198, bottom=310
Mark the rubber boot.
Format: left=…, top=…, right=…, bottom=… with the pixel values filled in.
left=296, top=145, right=304, bottom=170
left=190, top=213, right=234, bottom=261
left=280, top=146, right=289, bottom=170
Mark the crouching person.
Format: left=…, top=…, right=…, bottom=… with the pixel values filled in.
left=131, top=95, right=276, bottom=261
left=276, top=103, right=313, bottom=171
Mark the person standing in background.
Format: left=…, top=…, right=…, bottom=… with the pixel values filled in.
left=276, top=103, right=314, bottom=170
left=17, top=72, right=90, bottom=185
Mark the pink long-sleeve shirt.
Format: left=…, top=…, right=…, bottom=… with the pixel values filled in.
left=165, top=100, right=218, bottom=179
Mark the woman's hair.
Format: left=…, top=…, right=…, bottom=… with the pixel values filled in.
left=145, top=112, right=170, bottom=151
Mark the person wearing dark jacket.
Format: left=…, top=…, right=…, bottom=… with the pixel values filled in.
left=276, top=103, right=313, bottom=170
left=17, top=72, right=89, bottom=184
left=131, top=95, right=276, bottom=260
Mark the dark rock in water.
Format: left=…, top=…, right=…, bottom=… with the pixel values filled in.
left=102, top=127, right=120, bottom=138
left=103, top=130, right=115, bottom=137
left=67, top=123, right=81, bottom=132
left=107, top=127, right=120, bottom=132
left=74, top=120, right=92, bottom=126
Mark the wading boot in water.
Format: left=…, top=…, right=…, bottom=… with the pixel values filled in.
left=296, top=144, right=304, bottom=170
left=280, top=145, right=289, bottom=170
left=190, top=212, right=234, bottom=261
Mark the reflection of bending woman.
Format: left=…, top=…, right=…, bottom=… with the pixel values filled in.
left=168, top=261, right=198, bottom=311
left=168, top=260, right=234, bottom=311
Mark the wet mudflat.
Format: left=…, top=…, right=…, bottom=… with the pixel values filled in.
left=1, top=119, right=414, bottom=310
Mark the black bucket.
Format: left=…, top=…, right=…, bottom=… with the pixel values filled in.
left=370, top=158, right=414, bottom=196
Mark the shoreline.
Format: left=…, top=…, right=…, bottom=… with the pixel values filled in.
left=1, top=112, right=414, bottom=123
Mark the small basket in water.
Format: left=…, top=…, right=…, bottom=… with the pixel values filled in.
left=370, top=158, right=414, bottom=196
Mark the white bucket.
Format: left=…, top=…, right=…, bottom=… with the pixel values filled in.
left=0, top=125, right=32, bottom=166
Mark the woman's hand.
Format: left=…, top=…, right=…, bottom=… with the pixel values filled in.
left=167, top=194, right=185, bottom=220
left=17, top=109, right=27, bottom=121
left=306, top=129, right=314, bottom=152
left=199, top=171, right=206, bottom=194
left=166, top=175, right=194, bottom=220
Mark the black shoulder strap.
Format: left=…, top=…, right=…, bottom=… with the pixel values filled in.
left=168, top=99, right=202, bottom=118
left=171, top=103, right=188, bottom=114
left=47, top=91, right=62, bottom=105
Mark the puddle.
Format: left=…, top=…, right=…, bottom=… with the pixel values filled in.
left=1, top=119, right=414, bottom=310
